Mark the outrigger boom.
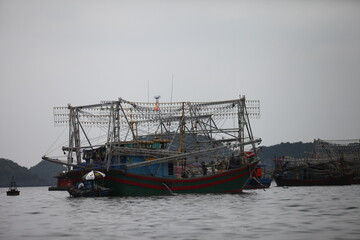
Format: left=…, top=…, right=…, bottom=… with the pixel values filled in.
left=43, top=138, right=262, bottom=170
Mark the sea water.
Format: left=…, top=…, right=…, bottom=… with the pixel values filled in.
left=1, top=185, right=359, bottom=240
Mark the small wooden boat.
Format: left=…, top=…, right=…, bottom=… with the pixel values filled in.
left=68, top=185, right=113, bottom=197
left=7, top=176, right=20, bottom=196
left=244, top=164, right=273, bottom=189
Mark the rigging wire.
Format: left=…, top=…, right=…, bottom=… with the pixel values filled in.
left=44, top=127, right=67, bottom=156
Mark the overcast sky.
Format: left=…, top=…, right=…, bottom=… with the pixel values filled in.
left=1, top=0, right=359, bottom=168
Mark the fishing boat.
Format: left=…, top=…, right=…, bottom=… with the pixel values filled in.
left=67, top=170, right=113, bottom=197
left=273, top=139, right=358, bottom=187
left=244, top=164, right=273, bottom=189
left=7, top=176, right=20, bottom=196
left=274, top=172, right=353, bottom=186
left=273, top=159, right=354, bottom=187
left=43, top=96, right=262, bottom=196
left=48, top=172, right=73, bottom=191
left=318, top=139, right=360, bottom=185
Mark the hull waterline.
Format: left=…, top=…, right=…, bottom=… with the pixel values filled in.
left=65, top=161, right=258, bottom=196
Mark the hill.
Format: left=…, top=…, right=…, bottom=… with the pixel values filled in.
left=0, top=158, right=42, bottom=187
left=0, top=158, right=66, bottom=187
left=29, top=160, right=66, bottom=186
left=258, top=141, right=313, bottom=168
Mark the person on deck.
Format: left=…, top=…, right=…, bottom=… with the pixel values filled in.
left=78, top=182, right=84, bottom=189
left=201, top=162, right=208, bottom=176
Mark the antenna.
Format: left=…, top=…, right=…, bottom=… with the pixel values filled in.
left=147, top=80, right=150, bottom=103
left=170, top=74, right=174, bottom=103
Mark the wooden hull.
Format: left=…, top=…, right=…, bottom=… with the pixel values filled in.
left=274, top=174, right=353, bottom=187
left=68, top=187, right=113, bottom=197
left=65, top=161, right=257, bottom=196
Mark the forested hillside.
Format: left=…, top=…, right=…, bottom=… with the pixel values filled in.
left=0, top=158, right=65, bottom=187
left=0, top=158, right=43, bottom=187
left=29, top=160, right=66, bottom=186
left=258, top=141, right=313, bottom=168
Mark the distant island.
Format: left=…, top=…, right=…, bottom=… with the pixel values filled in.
left=0, top=141, right=313, bottom=187
left=0, top=158, right=66, bottom=187
left=258, top=141, right=313, bottom=167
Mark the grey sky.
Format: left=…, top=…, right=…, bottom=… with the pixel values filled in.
left=1, top=0, right=359, bottom=168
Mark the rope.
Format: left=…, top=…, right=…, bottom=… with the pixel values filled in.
left=44, top=127, right=67, bottom=156
left=252, top=176, right=267, bottom=191
left=162, top=182, right=175, bottom=195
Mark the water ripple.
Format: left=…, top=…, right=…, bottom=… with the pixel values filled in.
left=1, top=185, right=360, bottom=240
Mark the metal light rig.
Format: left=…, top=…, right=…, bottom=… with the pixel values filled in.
left=52, top=96, right=261, bottom=168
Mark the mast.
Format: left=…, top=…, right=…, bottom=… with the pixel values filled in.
left=67, top=105, right=81, bottom=167
left=105, top=100, right=122, bottom=170
left=179, top=102, right=186, bottom=175
left=107, top=101, right=120, bottom=142
left=238, top=96, right=246, bottom=158
left=179, top=102, right=185, bottom=152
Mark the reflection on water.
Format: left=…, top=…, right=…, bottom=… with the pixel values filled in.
left=1, top=185, right=359, bottom=240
